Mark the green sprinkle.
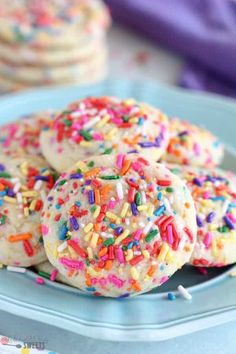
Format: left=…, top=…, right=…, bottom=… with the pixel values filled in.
left=0, top=172, right=11, bottom=178
left=77, top=168, right=82, bottom=173
left=0, top=215, right=7, bottom=225
left=79, top=129, right=92, bottom=141
left=58, top=179, right=67, bottom=186
left=64, top=119, right=72, bottom=127
left=135, top=192, right=142, bottom=206
left=145, top=229, right=158, bottom=243
left=122, top=245, right=128, bottom=251
left=103, top=147, right=113, bottom=155
left=38, top=271, right=51, bottom=279
left=86, top=259, right=91, bottom=266
left=90, top=206, right=96, bottom=213
left=217, top=226, right=229, bottom=233
left=104, top=238, right=115, bottom=246
left=87, top=161, right=94, bottom=167
left=122, top=115, right=129, bottom=122
left=100, top=175, right=120, bottom=180
left=166, top=187, right=174, bottom=193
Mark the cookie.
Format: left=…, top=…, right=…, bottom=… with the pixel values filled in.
left=0, top=154, right=57, bottom=267
left=40, top=96, right=170, bottom=173
left=168, top=164, right=236, bottom=267
left=163, top=118, right=224, bottom=167
left=0, top=111, right=55, bottom=156
left=42, top=154, right=197, bottom=297
left=0, top=0, right=110, bottom=48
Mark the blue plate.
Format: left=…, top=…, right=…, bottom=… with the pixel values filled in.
left=0, top=80, right=236, bottom=342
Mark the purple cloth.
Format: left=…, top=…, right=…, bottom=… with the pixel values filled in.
left=106, top=0, right=236, bottom=97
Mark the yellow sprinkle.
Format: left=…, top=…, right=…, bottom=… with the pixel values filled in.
left=106, top=211, right=118, bottom=221
left=76, top=161, right=88, bottom=172
left=124, top=98, right=135, bottom=106
left=68, top=247, right=77, bottom=259
left=105, top=128, right=118, bottom=140
left=87, top=247, right=93, bottom=260
left=20, top=185, right=28, bottom=191
left=129, top=118, right=138, bottom=124
left=142, top=250, right=150, bottom=259
left=24, top=207, right=29, bottom=217
left=80, top=141, right=92, bottom=147
left=29, top=199, right=37, bottom=211
left=115, top=229, right=130, bottom=245
left=165, top=249, right=174, bottom=263
left=84, top=223, right=94, bottom=233
left=137, top=205, right=148, bottom=211
left=84, top=231, right=93, bottom=242
left=90, top=233, right=99, bottom=248
left=93, top=205, right=101, bottom=218
left=144, top=274, right=150, bottom=282
left=125, top=249, right=133, bottom=261
left=120, top=202, right=129, bottom=218
left=3, top=196, right=17, bottom=204
left=42, top=169, right=50, bottom=176
left=96, top=114, right=110, bottom=128
left=209, top=224, right=218, bottom=231
left=211, top=238, right=219, bottom=257
left=130, top=267, right=139, bottom=280
left=157, top=243, right=170, bottom=262
left=87, top=267, right=99, bottom=276
left=20, top=162, right=28, bottom=175
left=21, top=191, right=38, bottom=197
left=200, top=200, right=214, bottom=208
left=147, top=204, right=154, bottom=217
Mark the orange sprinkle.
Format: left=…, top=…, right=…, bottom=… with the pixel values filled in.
left=147, top=265, right=156, bottom=277
left=104, top=260, right=113, bottom=271
left=133, top=281, right=142, bottom=292
left=98, top=247, right=108, bottom=257
left=8, top=233, right=32, bottom=243
left=100, top=184, right=113, bottom=198
left=184, top=202, right=191, bottom=208
left=0, top=183, right=5, bottom=191
left=120, top=159, right=131, bottom=176
left=94, top=189, right=101, bottom=204
left=85, top=168, right=101, bottom=179
left=94, top=223, right=101, bottom=232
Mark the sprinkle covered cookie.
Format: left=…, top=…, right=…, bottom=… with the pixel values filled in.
left=40, top=96, right=170, bottom=173
left=0, top=154, right=57, bottom=267
left=163, top=118, right=224, bottom=167
left=42, top=154, right=196, bottom=297
left=0, top=111, right=55, bottom=156
left=168, top=164, right=236, bottom=267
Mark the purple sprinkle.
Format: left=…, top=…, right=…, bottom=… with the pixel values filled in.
left=138, top=142, right=155, bottom=148
left=223, top=216, right=235, bottom=230
left=193, top=178, right=203, bottom=187
left=206, top=212, right=215, bottom=223
left=115, top=226, right=123, bottom=235
left=0, top=164, right=5, bottom=172
left=178, top=130, right=189, bottom=137
left=88, top=190, right=95, bottom=204
left=7, top=188, right=14, bottom=197
left=131, top=202, right=139, bottom=216
left=70, top=173, right=83, bottom=179
left=70, top=216, right=79, bottom=230
left=196, top=215, right=203, bottom=227
left=35, top=175, right=49, bottom=181
left=127, top=150, right=138, bottom=154
left=85, top=180, right=91, bottom=186
left=48, top=196, right=54, bottom=201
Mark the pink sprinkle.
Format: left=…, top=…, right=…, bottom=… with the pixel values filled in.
left=59, top=257, right=84, bottom=270
left=160, top=276, right=169, bottom=285
left=93, top=133, right=104, bottom=141
left=91, top=278, right=97, bottom=285
left=41, top=224, right=49, bottom=236
left=99, top=278, right=107, bottom=287
left=193, top=143, right=201, bottom=156
left=115, top=247, right=125, bottom=264
left=228, top=213, right=236, bottom=223
left=50, top=269, right=58, bottom=282
left=108, top=199, right=116, bottom=209
left=116, top=154, right=124, bottom=168
left=36, top=277, right=45, bottom=285
left=133, top=229, right=142, bottom=240
left=203, top=232, right=212, bottom=248
left=198, top=267, right=208, bottom=276
left=203, top=192, right=210, bottom=199
left=132, top=161, right=142, bottom=172
left=167, top=225, right=173, bottom=245
left=100, top=254, right=109, bottom=261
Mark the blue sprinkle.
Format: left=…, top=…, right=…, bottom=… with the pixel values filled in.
left=211, top=196, right=225, bottom=201
left=88, top=190, right=95, bottom=204
left=127, top=242, right=134, bottom=249
left=55, top=204, right=61, bottom=209
left=0, top=164, right=5, bottom=171
left=59, top=223, right=69, bottom=240
left=75, top=201, right=81, bottom=207
left=0, top=199, right=3, bottom=206
left=86, top=287, right=96, bottom=292
left=196, top=215, right=203, bottom=227
left=131, top=202, right=139, bottom=216
left=167, top=292, right=176, bottom=301
left=154, top=205, right=166, bottom=216
left=206, top=212, right=216, bottom=223
left=0, top=191, right=6, bottom=197
left=223, top=216, right=235, bottom=230
left=157, top=192, right=163, bottom=201
left=110, top=223, right=117, bottom=229
left=138, top=117, right=145, bottom=126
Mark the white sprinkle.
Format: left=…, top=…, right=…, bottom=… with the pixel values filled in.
left=34, top=180, right=43, bottom=191
left=40, top=190, right=47, bottom=201
left=178, top=285, right=192, bottom=300
left=141, top=191, right=146, bottom=204
left=83, top=116, right=100, bottom=129
left=143, top=221, right=154, bottom=235
left=7, top=266, right=26, bottom=273
left=10, top=177, right=20, bottom=184
left=222, top=200, right=229, bottom=215
left=163, top=197, right=173, bottom=215
left=116, top=182, right=124, bottom=200
left=57, top=241, right=68, bottom=253
left=178, top=234, right=188, bottom=251
left=16, top=192, right=23, bottom=204
left=13, top=182, right=21, bottom=194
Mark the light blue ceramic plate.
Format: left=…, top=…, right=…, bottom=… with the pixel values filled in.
left=0, top=80, right=236, bottom=342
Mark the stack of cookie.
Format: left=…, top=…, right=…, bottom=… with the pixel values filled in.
left=0, top=0, right=110, bottom=92
left=1, top=95, right=236, bottom=299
